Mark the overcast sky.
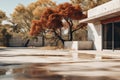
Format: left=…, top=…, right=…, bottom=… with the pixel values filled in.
left=0, top=0, right=69, bottom=17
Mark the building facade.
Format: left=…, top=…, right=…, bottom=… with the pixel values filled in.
left=80, top=0, right=120, bottom=51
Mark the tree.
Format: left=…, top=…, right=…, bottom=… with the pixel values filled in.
left=11, top=0, right=56, bottom=33
left=10, top=0, right=56, bottom=47
left=30, top=20, right=46, bottom=46
left=11, top=4, right=32, bottom=33
left=0, top=10, right=12, bottom=46
left=57, top=3, right=87, bottom=41
left=30, top=3, right=87, bottom=45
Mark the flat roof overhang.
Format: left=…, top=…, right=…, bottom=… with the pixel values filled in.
left=79, top=8, right=120, bottom=23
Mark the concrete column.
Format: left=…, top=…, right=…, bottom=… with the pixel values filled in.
left=71, top=41, right=78, bottom=61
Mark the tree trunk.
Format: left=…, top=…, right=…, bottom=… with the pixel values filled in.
left=24, top=39, right=30, bottom=47
left=65, top=18, right=73, bottom=41
left=69, top=25, right=73, bottom=41
left=42, top=35, right=45, bottom=46
left=53, top=30, right=64, bottom=46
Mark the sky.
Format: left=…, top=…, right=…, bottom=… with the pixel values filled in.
left=0, top=0, right=69, bottom=17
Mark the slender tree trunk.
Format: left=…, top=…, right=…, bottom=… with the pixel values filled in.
left=53, top=29, right=65, bottom=45
left=60, top=28, right=62, bottom=36
left=24, top=39, right=30, bottom=47
left=42, top=34, right=45, bottom=46
left=41, top=31, right=45, bottom=46
left=69, top=25, right=73, bottom=41
left=66, top=18, right=73, bottom=41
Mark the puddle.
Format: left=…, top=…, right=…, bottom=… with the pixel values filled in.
left=0, top=50, right=120, bottom=80
left=0, top=59, right=120, bottom=80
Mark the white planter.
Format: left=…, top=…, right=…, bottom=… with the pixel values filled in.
left=64, top=41, right=93, bottom=50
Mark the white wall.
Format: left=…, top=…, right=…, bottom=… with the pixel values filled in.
left=86, top=0, right=120, bottom=51
left=88, top=0, right=120, bottom=18
left=88, top=22, right=102, bottom=50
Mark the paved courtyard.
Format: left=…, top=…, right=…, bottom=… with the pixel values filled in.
left=0, top=48, right=120, bottom=80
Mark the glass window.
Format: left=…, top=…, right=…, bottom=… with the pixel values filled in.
left=102, top=22, right=120, bottom=50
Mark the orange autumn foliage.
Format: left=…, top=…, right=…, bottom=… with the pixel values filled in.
left=41, top=8, right=55, bottom=20
left=30, top=20, right=43, bottom=36
left=30, top=3, right=87, bottom=37
left=57, top=3, right=85, bottom=20
left=47, top=13, right=63, bottom=29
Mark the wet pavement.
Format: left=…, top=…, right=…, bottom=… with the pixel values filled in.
left=0, top=48, right=120, bottom=80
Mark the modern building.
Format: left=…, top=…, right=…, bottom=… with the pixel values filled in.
left=79, top=0, right=120, bottom=51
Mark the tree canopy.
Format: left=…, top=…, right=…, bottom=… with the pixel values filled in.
left=11, top=0, right=56, bottom=34
left=9, top=0, right=57, bottom=46
left=30, top=3, right=87, bottom=45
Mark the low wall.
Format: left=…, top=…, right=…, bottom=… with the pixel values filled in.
left=9, top=37, right=43, bottom=47
left=0, top=42, right=4, bottom=46
left=0, top=38, right=4, bottom=46
left=64, top=41, right=93, bottom=50
left=9, top=37, right=24, bottom=47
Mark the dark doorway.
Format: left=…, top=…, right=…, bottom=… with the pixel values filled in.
left=103, top=23, right=113, bottom=49
left=102, top=22, right=120, bottom=50
left=114, top=22, right=120, bottom=50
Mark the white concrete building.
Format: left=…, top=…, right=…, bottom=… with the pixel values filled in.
left=79, top=0, right=120, bottom=51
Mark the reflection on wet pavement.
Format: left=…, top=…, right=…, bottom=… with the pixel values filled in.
left=0, top=59, right=120, bottom=80
left=0, top=48, right=120, bottom=80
